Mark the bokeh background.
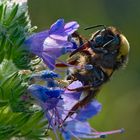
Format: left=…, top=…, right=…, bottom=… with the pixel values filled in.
left=28, top=0, right=140, bottom=140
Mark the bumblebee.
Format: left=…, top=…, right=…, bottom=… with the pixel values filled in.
left=57, top=25, right=130, bottom=122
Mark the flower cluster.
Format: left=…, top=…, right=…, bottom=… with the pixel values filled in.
left=26, top=19, right=124, bottom=140
left=25, top=19, right=79, bottom=70
left=28, top=70, right=124, bottom=140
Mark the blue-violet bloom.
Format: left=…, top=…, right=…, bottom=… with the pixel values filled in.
left=25, top=19, right=79, bottom=70
left=28, top=71, right=124, bottom=140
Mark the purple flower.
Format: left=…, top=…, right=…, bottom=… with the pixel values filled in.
left=28, top=71, right=124, bottom=140
left=29, top=70, right=60, bottom=87
left=25, top=19, right=79, bottom=70
left=28, top=84, right=63, bottom=110
left=60, top=93, right=103, bottom=139
left=60, top=95, right=123, bottom=140
left=29, top=81, right=95, bottom=139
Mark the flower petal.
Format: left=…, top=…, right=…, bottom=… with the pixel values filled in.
left=62, top=131, right=71, bottom=140
left=28, top=84, right=62, bottom=102
left=28, top=84, right=63, bottom=110
left=64, top=80, right=83, bottom=99
left=76, top=100, right=102, bottom=121
left=49, top=19, right=64, bottom=34
left=67, top=80, right=83, bottom=90
left=41, top=52, right=56, bottom=70
left=43, top=98, right=60, bottom=110
left=24, top=30, right=49, bottom=53
left=28, top=84, right=49, bottom=102
left=43, top=37, right=71, bottom=56
left=64, top=121, right=96, bottom=139
left=40, top=70, right=59, bottom=79
left=64, top=21, right=79, bottom=35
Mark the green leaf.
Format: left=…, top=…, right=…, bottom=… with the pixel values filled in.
left=0, top=4, right=4, bottom=21
left=0, top=36, right=6, bottom=52
left=0, top=3, right=6, bottom=22
left=12, top=49, right=32, bottom=69
left=5, top=43, right=13, bottom=60
left=0, top=1, right=34, bottom=69
left=5, top=4, right=19, bottom=25
left=0, top=50, right=5, bottom=63
left=0, top=2, right=48, bottom=140
left=0, top=100, right=8, bottom=107
left=0, top=106, right=48, bottom=140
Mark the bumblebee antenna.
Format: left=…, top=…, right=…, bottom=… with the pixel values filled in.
left=84, top=24, right=106, bottom=30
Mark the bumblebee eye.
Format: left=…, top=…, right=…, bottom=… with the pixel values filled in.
left=95, top=35, right=113, bottom=47
left=95, top=35, right=104, bottom=46
left=103, top=35, right=120, bottom=50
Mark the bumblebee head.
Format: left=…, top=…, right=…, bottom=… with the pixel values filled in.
left=85, top=25, right=130, bottom=69
left=102, top=27, right=130, bottom=69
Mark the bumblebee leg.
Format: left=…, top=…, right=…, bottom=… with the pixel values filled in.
left=69, top=42, right=88, bottom=57
left=55, top=63, right=68, bottom=67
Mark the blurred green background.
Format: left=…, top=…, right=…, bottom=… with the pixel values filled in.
left=28, top=0, right=140, bottom=140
